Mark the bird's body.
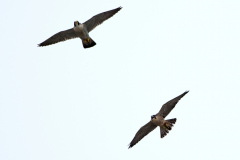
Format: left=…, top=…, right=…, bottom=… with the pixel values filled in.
left=151, top=115, right=164, bottom=126
left=38, top=7, right=122, bottom=48
left=74, top=23, right=88, bottom=39
left=73, top=21, right=96, bottom=48
left=128, top=91, right=189, bottom=148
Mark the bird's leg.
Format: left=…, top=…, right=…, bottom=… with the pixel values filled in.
left=84, top=38, right=90, bottom=43
left=164, top=122, right=172, bottom=130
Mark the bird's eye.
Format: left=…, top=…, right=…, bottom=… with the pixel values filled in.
left=151, top=115, right=156, bottom=119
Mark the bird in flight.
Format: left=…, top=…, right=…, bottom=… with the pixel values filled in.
left=38, top=7, right=122, bottom=49
left=128, top=91, right=189, bottom=148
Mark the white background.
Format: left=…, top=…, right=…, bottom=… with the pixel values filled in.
left=1, top=0, right=240, bottom=159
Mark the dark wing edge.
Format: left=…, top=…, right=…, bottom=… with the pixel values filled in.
left=83, top=6, right=122, bottom=32
left=128, top=121, right=157, bottom=149
left=38, top=28, right=78, bottom=47
left=157, top=91, right=189, bottom=118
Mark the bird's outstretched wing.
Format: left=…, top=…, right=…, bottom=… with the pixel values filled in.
left=84, top=7, right=122, bottom=33
left=157, top=91, right=189, bottom=118
left=38, top=28, right=78, bottom=47
left=129, top=121, right=157, bottom=148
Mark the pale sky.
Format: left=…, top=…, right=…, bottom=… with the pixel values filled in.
left=1, top=0, right=240, bottom=160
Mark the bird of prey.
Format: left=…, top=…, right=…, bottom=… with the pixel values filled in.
left=38, top=7, right=122, bottom=48
left=128, top=91, right=189, bottom=148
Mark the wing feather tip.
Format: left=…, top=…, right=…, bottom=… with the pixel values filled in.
left=183, top=90, right=189, bottom=95
left=128, top=143, right=133, bottom=149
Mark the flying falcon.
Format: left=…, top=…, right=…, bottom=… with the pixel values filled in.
left=128, top=91, right=189, bottom=148
left=38, top=7, right=122, bottom=48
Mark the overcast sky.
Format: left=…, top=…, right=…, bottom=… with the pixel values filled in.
left=1, top=0, right=240, bottom=160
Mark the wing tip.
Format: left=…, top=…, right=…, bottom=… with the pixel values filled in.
left=128, top=143, right=133, bottom=149
left=180, top=90, right=189, bottom=98
left=38, top=43, right=49, bottom=47
left=184, top=90, right=189, bottom=94
left=115, top=6, right=122, bottom=12
left=37, top=43, right=43, bottom=47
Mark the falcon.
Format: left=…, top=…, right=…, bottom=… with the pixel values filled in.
left=128, top=91, right=189, bottom=148
left=38, top=7, right=122, bottom=48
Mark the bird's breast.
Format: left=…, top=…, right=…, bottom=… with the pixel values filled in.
left=74, top=24, right=89, bottom=39
left=74, top=24, right=83, bottom=32
left=151, top=116, right=164, bottom=126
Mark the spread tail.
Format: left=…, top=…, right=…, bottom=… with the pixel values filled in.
left=82, top=37, right=96, bottom=49
left=160, top=118, right=177, bottom=138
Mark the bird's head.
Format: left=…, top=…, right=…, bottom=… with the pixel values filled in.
left=151, top=115, right=156, bottom=119
left=74, top=21, right=80, bottom=27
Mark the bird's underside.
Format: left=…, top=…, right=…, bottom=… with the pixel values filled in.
left=38, top=7, right=122, bottom=48
left=128, top=91, right=189, bottom=148
left=38, top=28, right=78, bottom=47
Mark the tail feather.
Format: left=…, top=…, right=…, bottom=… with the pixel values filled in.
left=166, top=118, right=177, bottom=124
left=160, top=118, right=177, bottom=138
left=82, top=38, right=96, bottom=49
